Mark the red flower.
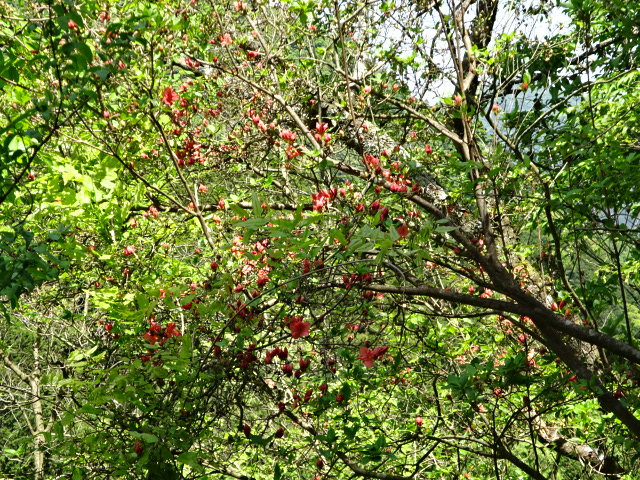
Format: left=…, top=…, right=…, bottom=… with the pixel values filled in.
left=123, top=246, right=136, bottom=256
left=219, top=33, right=232, bottom=47
left=396, top=224, right=409, bottom=238
left=144, top=331, right=159, bottom=345
left=299, top=358, right=310, bottom=371
left=162, top=87, right=179, bottom=106
left=67, top=20, right=78, bottom=29
left=358, top=346, right=388, bottom=367
left=280, top=129, right=297, bottom=143
left=289, top=317, right=311, bottom=339
left=304, top=388, right=313, bottom=402
left=134, top=440, right=144, bottom=455
left=316, top=122, right=329, bottom=134
left=312, top=190, right=333, bottom=211
left=165, top=323, right=182, bottom=338
left=372, top=346, right=389, bottom=359
left=358, top=347, right=375, bottom=368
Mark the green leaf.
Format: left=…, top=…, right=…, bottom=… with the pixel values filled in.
left=180, top=333, right=192, bottom=359
left=252, top=190, right=261, bottom=217
left=131, top=432, right=159, bottom=443
left=249, top=434, right=270, bottom=446
left=177, top=452, right=202, bottom=472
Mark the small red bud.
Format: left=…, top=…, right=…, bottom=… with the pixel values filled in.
left=134, top=440, right=144, bottom=455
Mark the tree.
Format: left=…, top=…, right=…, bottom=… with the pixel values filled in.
left=1, top=0, right=639, bottom=478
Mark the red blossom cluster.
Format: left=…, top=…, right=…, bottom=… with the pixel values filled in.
left=183, top=57, right=200, bottom=68
left=228, top=298, right=258, bottom=322
left=389, top=181, right=408, bottom=193
left=249, top=111, right=268, bottom=131
left=176, top=138, right=204, bottom=166
left=143, top=320, right=182, bottom=346
left=148, top=205, right=159, bottom=218
left=363, top=154, right=383, bottom=174
left=313, top=122, right=331, bottom=144
left=219, top=33, right=232, bottom=46
left=342, top=272, right=373, bottom=290
left=280, top=129, right=297, bottom=143
left=237, top=344, right=259, bottom=370
left=363, top=154, right=414, bottom=195
left=285, top=145, right=300, bottom=159
left=312, top=187, right=337, bottom=211
left=264, top=346, right=289, bottom=364
left=234, top=1, right=248, bottom=11
left=367, top=200, right=389, bottom=220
